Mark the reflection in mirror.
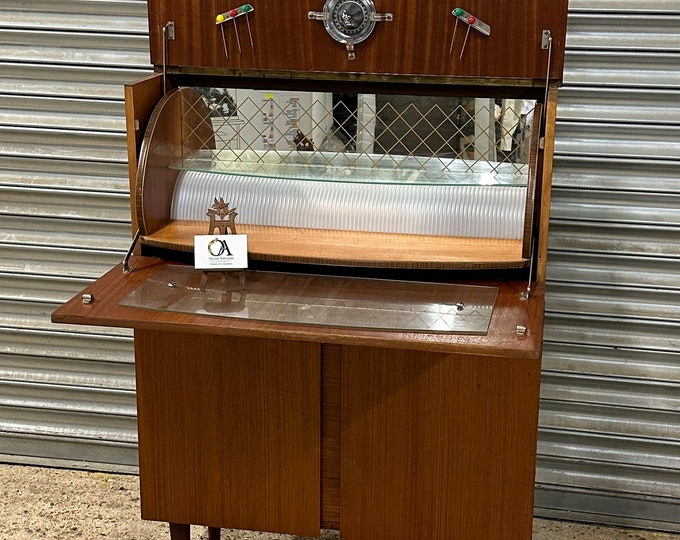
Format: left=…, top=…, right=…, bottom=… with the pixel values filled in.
left=182, top=89, right=536, bottom=185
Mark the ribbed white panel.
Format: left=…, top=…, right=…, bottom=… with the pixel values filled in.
left=171, top=171, right=526, bottom=239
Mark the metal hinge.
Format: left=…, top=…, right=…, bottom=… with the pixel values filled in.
left=541, top=29, right=552, bottom=50
left=164, top=21, right=176, bottom=40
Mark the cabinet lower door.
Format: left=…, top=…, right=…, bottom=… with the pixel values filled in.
left=341, top=346, right=541, bottom=540
left=134, top=330, right=321, bottom=537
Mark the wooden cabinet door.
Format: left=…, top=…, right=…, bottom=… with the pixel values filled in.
left=341, top=345, right=542, bottom=540
left=135, top=330, right=321, bottom=536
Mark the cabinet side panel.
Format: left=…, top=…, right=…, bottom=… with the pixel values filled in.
left=341, top=346, right=541, bottom=540
left=536, top=88, right=559, bottom=282
left=125, top=74, right=163, bottom=236
left=134, top=330, right=321, bottom=536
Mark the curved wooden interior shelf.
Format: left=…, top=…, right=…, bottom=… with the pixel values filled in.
left=141, top=220, right=529, bottom=270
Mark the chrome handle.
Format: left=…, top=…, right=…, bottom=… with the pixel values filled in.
left=370, top=12, right=393, bottom=22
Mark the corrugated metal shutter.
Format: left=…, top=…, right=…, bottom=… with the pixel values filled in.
left=536, top=0, right=680, bottom=531
left=0, top=0, right=152, bottom=470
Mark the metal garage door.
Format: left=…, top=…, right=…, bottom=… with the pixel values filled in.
left=0, top=0, right=151, bottom=471
left=535, top=0, right=680, bottom=532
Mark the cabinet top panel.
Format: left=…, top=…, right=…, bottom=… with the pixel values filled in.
left=147, top=0, right=569, bottom=84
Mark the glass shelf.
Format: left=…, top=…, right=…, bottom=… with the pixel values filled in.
left=170, top=149, right=529, bottom=187
left=120, top=265, right=498, bottom=334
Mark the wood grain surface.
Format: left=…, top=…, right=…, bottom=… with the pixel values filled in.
left=135, top=88, right=215, bottom=235
left=51, top=257, right=545, bottom=359
left=142, top=220, right=530, bottom=270
left=52, top=258, right=544, bottom=535
left=124, top=73, right=163, bottom=235
left=146, top=0, right=568, bottom=83
left=320, top=344, right=342, bottom=529
left=341, top=346, right=541, bottom=539
left=135, top=330, right=321, bottom=536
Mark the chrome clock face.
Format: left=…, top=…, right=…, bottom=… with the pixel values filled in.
left=323, top=0, right=376, bottom=45
left=332, top=1, right=369, bottom=36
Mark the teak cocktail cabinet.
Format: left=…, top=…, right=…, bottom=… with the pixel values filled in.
left=53, top=1, right=569, bottom=538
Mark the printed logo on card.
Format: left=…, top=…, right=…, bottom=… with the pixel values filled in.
left=194, top=234, right=248, bottom=270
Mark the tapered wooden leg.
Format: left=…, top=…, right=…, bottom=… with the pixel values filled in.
left=169, top=523, right=190, bottom=540
left=208, top=527, right=221, bottom=540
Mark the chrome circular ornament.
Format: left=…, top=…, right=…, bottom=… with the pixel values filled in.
left=309, top=0, right=392, bottom=59
left=326, top=0, right=374, bottom=44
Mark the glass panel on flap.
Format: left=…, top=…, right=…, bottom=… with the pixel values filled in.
left=120, top=265, right=498, bottom=334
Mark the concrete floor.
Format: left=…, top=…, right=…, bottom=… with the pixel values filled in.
left=532, top=520, right=680, bottom=540
left=1, top=464, right=679, bottom=539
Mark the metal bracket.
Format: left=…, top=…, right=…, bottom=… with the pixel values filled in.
left=164, top=21, right=176, bottom=40
left=371, top=12, right=393, bottom=23
left=345, top=38, right=356, bottom=60
left=123, top=229, right=141, bottom=273
left=162, top=22, right=175, bottom=94
left=541, top=29, right=552, bottom=50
